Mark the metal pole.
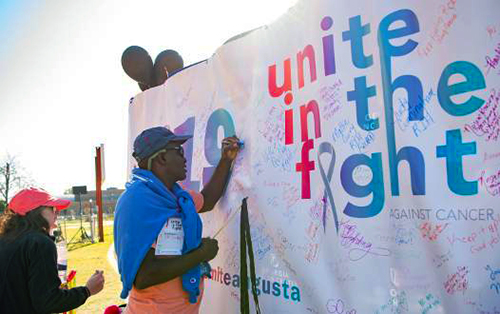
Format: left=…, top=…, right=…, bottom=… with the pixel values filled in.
left=63, top=211, right=68, bottom=240
left=79, top=195, right=83, bottom=229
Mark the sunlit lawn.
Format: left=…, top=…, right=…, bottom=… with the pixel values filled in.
left=62, top=219, right=124, bottom=313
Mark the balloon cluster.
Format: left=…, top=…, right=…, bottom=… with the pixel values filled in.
left=121, top=46, right=184, bottom=91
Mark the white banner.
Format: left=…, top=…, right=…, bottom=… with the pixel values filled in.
left=128, top=0, right=500, bottom=312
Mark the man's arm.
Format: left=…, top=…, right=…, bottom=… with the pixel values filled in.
left=134, top=238, right=218, bottom=290
left=199, top=136, right=241, bottom=213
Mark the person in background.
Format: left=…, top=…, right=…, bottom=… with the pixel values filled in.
left=0, top=187, right=105, bottom=314
left=114, top=126, right=241, bottom=313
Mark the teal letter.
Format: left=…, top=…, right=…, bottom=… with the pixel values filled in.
left=438, top=61, right=486, bottom=116
left=203, top=109, right=236, bottom=185
left=272, top=282, right=281, bottom=297
left=341, top=153, right=385, bottom=218
left=282, top=281, right=290, bottom=299
left=436, top=129, right=478, bottom=195
left=342, top=15, right=373, bottom=68
left=291, top=286, right=301, bottom=302
left=347, top=76, right=379, bottom=131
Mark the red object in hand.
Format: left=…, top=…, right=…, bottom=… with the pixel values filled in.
left=66, top=270, right=77, bottom=282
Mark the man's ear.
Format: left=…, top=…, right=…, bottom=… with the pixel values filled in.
left=156, top=152, right=168, bottom=166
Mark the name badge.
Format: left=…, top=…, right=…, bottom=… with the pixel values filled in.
left=155, top=217, right=184, bottom=256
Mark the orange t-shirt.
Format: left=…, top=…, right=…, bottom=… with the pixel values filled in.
left=125, top=191, right=205, bottom=314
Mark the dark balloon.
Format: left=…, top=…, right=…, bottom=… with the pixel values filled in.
left=138, top=82, right=149, bottom=92
left=121, top=46, right=154, bottom=87
left=152, top=50, right=184, bottom=86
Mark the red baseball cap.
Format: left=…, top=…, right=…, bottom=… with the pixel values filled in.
left=8, top=187, right=71, bottom=216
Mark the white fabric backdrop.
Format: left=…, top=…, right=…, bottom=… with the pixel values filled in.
left=128, top=0, right=500, bottom=312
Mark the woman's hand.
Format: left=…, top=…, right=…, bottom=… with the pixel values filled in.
left=85, top=270, right=105, bottom=296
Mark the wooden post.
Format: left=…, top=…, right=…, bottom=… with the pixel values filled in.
left=95, top=146, right=104, bottom=242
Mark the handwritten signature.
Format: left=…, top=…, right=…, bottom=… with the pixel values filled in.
left=339, top=220, right=391, bottom=261
left=444, top=266, right=469, bottom=294
left=479, top=168, right=500, bottom=197
left=464, top=88, right=500, bottom=142
left=419, top=222, right=449, bottom=241
left=326, top=299, right=357, bottom=314
left=485, top=42, right=500, bottom=75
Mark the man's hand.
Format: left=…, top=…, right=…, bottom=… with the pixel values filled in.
left=198, top=237, right=219, bottom=261
left=221, top=136, right=241, bottom=162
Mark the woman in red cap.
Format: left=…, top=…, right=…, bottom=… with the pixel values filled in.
left=0, top=187, right=105, bottom=314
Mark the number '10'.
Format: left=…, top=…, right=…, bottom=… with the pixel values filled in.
left=174, top=108, right=235, bottom=192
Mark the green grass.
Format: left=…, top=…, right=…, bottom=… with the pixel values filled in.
left=63, top=220, right=124, bottom=313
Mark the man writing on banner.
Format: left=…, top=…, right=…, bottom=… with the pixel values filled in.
left=114, top=126, right=241, bottom=313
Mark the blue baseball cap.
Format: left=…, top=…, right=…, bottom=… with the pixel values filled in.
left=132, top=126, right=192, bottom=163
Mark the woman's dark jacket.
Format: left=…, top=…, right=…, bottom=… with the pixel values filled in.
left=0, top=231, right=89, bottom=314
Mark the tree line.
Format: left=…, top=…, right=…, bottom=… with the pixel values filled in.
left=0, top=155, right=32, bottom=213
